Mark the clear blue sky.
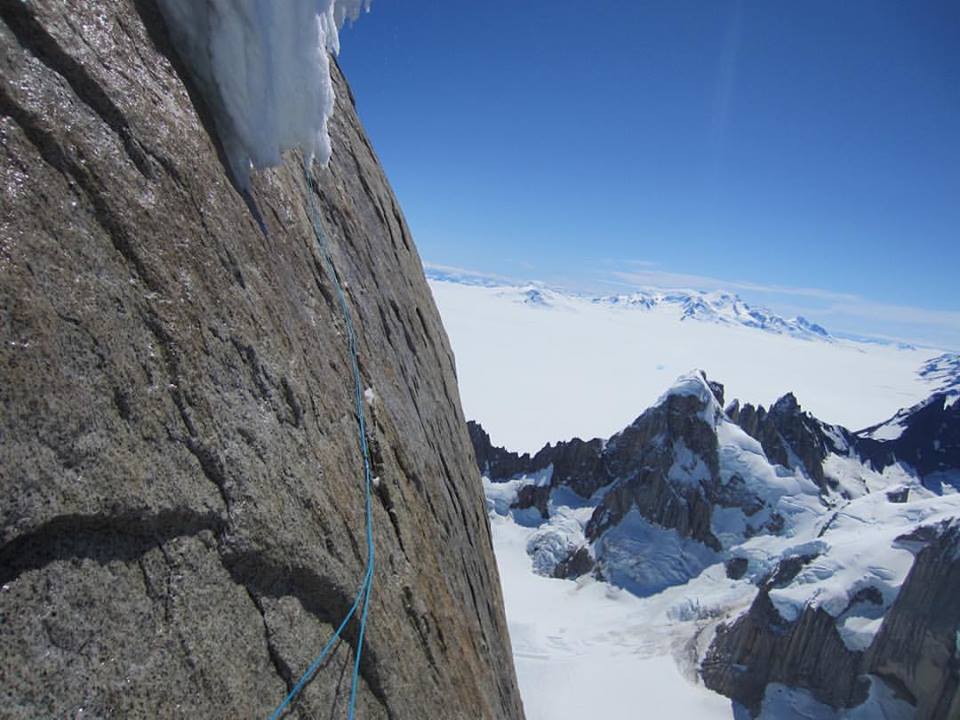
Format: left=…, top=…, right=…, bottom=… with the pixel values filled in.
left=339, top=1, right=960, bottom=349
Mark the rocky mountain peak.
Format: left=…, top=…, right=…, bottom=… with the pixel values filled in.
left=648, top=370, right=724, bottom=421
left=590, top=375, right=725, bottom=552
left=856, top=392, right=960, bottom=485
left=477, top=372, right=960, bottom=718
left=476, top=371, right=807, bottom=579
left=726, top=390, right=853, bottom=492
left=770, top=391, right=800, bottom=415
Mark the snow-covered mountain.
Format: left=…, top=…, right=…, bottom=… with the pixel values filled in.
left=430, top=268, right=833, bottom=340
left=857, top=392, right=960, bottom=490
left=593, top=289, right=831, bottom=340
left=476, top=373, right=960, bottom=719
left=428, top=273, right=947, bottom=451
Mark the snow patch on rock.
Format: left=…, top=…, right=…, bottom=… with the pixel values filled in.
left=760, top=677, right=915, bottom=719
left=526, top=514, right=588, bottom=577
left=157, top=0, right=369, bottom=187
left=594, top=509, right=719, bottom=597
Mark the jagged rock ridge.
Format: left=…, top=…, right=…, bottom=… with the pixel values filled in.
left=857, top=393, right=960, bottom=483
left=474, top=371, right=960, bottom=718
left=0, top=2, right=523, bottom=718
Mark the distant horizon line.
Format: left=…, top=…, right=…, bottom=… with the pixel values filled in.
left=422, top=261, right=959, bottom=354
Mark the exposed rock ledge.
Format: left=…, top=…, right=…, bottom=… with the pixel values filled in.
left=0, top=1, right=524, bottom=717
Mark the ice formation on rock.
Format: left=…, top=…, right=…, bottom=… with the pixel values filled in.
left=158, top=0, right=370, bottom=187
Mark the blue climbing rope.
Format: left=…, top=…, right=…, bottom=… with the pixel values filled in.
left=268, top=161, right=376, bottom=720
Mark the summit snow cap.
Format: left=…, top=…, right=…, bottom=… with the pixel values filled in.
left=158, top=0, right=370, bottom=188
left=652, top=371, right=725, bottom=421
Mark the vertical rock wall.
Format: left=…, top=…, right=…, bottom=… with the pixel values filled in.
left=0, top=1, right=524, bottom=717
left=865, top=523, right=960, bottom=720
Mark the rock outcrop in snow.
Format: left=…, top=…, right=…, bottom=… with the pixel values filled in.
left=470, top=421, right=607, bottom=502
left=726, top=393, right=855, bottom=492
left=704, top=516, right=960, bottom=718
left=857, top=393, right=960, bottom=484
left=702, top=586, right=868, bottom=711
left=919, top=353, right=960, bottom=397
left=476, top=371, right=960, bottom=718
left=0, top=2, right=522, bottom=717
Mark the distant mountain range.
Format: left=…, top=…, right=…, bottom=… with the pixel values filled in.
left=427, top=267, right=834, bottom=343
left=592, top=289, right=832, bottom=341
left=427, top=268, right=960, bottom=355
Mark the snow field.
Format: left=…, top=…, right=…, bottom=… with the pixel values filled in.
left=429, top=278, right=942, bottom=452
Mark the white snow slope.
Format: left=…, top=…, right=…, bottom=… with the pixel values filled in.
left=428, top=276, right=946, bottom=452
left=493, top=508, right=921, bottom=720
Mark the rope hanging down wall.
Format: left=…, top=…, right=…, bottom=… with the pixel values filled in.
left=268, top=162, right=377, bottom=720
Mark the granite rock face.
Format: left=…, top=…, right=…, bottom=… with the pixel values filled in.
left=703, top=521, right=960, bottom=719
left=701, top=590, right=867, bottom=713
left=864, top=521, right=960, bottom=719
left=584, top=390, right=724, bottom=551
left=0, top=2, right=524, bottom=718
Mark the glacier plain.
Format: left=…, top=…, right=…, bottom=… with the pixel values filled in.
left=429, top=276, right=947, bottom=453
